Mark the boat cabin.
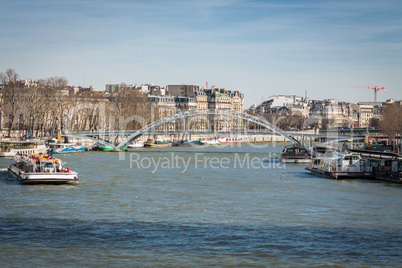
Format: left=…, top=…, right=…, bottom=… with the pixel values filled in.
left=281, top=144, right=310, bottom=157
left=311, top=144, right=339, bottom=158
left=0, top=140, right=47, bottom=156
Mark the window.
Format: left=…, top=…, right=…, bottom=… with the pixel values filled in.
left=45, top=162, right=54, bottom=168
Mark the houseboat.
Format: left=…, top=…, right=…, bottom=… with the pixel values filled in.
left=280, top=143, right=311, bottom=163
left=144, top=139, right=172, bottom=147
left=49, top=142, right=85, bottom=153
left=0, top=140, right=48, bottom=157
left=8, top=153, right=79, bottom=184
left=305, top=153, right=373, bottom=179
left=349, top=149, right=402, bottom=183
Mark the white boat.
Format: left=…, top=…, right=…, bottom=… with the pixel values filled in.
left=0, top=140, right=48, bottom=157
left=305, top=153, right=373, bottom=179
left=219, top=137, right=248, bottom=143
left=199, top=139, right=221, bottom=145
left=8, top=153, right=79, bottom=184
left=127, top=140, right=144, bottom=148
left=49, top=142, right=85, bottom=153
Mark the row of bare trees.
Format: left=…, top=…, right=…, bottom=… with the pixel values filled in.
left=0, top=69, right=79, bottom=137
left=0, top=69, right=152, bottom=138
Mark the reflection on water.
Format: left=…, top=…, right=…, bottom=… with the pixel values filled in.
left=0, top=143, right=401, bottom=267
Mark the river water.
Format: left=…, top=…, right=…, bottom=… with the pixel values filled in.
left=1, top=143, right=401, bottom=267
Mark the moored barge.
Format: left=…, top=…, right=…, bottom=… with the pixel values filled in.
left=306, top=153, right=373, bottom=179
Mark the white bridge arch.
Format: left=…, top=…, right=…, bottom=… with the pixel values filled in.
left=112, top=109, right=299, bottom=149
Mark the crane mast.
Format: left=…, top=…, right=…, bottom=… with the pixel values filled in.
left=352, top=86, right=385, bottom=102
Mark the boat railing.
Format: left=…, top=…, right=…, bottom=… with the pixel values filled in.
left=327, top=158, right=372, bottom=173
left=14, top=154, right=37, bottom=166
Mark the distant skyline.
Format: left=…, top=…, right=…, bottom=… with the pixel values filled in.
left=1, top=0, right=401, bottom=107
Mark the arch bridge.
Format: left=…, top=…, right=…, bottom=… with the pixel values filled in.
left=63, top=109, right=300, bottom=149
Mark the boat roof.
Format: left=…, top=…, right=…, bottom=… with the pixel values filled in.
left=284, top=143, right=307, bottom=149
left=330, top=152, right=361, bottom=158
left=349, top=149, right=402, bottom=160
left=1, top=140, right=43, bottom=144
left=51, top=143, right=76, bottom=145
left=312, top=143, right=338, bottom=149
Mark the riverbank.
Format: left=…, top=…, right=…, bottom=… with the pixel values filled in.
left=58, top=132, right=319, bottom=149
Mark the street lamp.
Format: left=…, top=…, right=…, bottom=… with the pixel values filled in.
left=366, top=119, right=369, bottom=135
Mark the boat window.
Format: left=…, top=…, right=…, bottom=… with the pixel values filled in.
left=1, top=142, right=35, bottom=149
left=322, top=162, right=328, bottom=169
left=44, top=162, right=54, bottom=168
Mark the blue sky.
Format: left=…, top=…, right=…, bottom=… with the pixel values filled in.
left=1, top=0, right=401, bottom=107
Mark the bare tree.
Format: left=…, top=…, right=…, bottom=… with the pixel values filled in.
left=20, top=87, right=44, bottom=137
left=35, top=88, right=53, bottom=137
left=65, top=93, right=106, bottom=132
left=279, top=115, right=305, bottom=130
left=41, top=77, right=71, bottom=134
left=46, top=76, right=68, bottom=89
left=51, top=92, right=73, bottom=134
left=369, top=118, right=380, bottom=129
left=263, top=113, right=281, bottom=125
left=380, top=103, right=402, bottom=137
left=0, top=69, right=21, bottom=137
left=320, top=118, right=334, bottom=131
left=109, top=83, right=151, bottom=131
